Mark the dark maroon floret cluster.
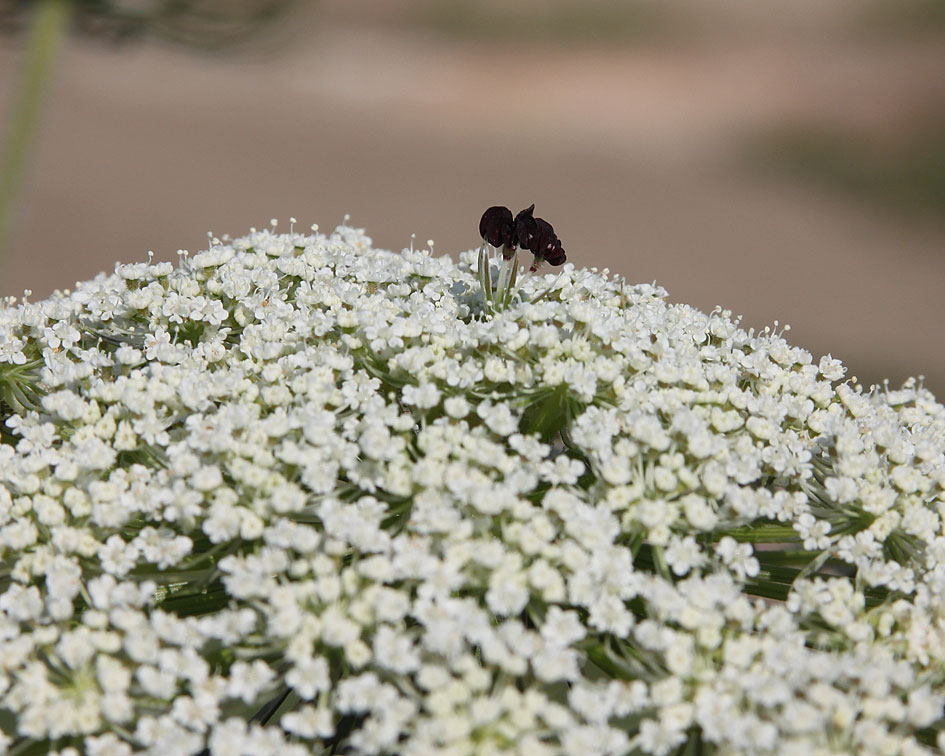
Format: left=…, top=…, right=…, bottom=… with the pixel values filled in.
left=479, top=204, right=566, bottom=268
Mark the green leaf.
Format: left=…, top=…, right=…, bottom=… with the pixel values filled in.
left=519, top=384, right=570, bottom=442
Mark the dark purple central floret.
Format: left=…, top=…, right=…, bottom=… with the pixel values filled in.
left=513, top=204, right=538, bottom=252
left=479, top=206, right=514, bottom=250
left=534, top=218, right=566, bottom=268
left=478, top=204, right=566, bottom=268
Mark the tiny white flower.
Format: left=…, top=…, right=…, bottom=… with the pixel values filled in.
left=286, top=656, right=330, bottom=700
left=97, top=535, right=139, bottom=577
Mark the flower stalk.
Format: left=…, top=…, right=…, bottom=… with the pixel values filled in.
left=477, top=241, right=522, bottom=312
left=0, top=0, right=73, bottom=269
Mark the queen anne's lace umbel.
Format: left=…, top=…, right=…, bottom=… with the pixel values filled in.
left=0, top=224, right=944, bottom=755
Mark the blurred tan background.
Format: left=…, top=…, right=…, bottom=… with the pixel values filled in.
left=1, top=0, right=944, bottom=395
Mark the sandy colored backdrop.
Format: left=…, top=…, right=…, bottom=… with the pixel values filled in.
left=1, top=0, right=944, bottom=394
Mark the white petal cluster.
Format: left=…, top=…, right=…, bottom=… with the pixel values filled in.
left=0, top=223, right=944, bottom=755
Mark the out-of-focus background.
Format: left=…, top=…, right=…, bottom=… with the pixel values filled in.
left=1, top=0, right=944, bottom=394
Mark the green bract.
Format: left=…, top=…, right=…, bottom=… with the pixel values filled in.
left=0, top=223, right=943, bottom=755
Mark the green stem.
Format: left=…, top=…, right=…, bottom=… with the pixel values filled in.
left=0, top=0, right=73, bottom=274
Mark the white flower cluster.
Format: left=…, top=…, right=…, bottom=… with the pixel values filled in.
left=0, top=222, right=944, bottom=755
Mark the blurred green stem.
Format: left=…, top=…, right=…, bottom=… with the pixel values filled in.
left=0, top=0, right=73, bottom=275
